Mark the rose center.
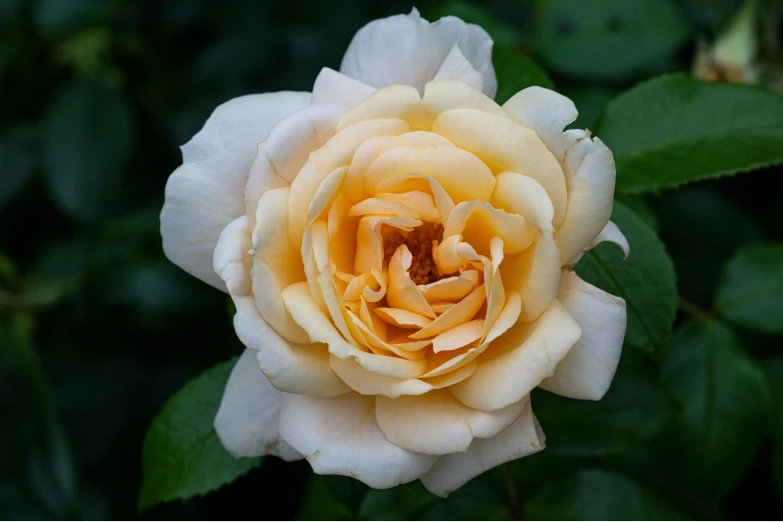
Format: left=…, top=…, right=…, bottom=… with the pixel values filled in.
left=383, top=222, right=445, bottom=285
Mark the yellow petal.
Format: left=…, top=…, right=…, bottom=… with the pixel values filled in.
left=443, top=201, right=532, bottom=256
left=348, top=198, right=420, bottom=219
left=500, top=231, right=562, bottom=322
left=421, top=359, right=477, bottom=388
left=492, top=171, right=554, bottom=233
left=481, top=236, right=506, bottom=341
left=376, top=191, right=441, bottom=223
left=431, top=302, right=456, bottom=314
left=375, top=307, right=434, bottom=329
left=421, top=80, right=508, bottom=119
left=355, top=215, right=421, bottom=274
left=410, top=284, right=486, bottom=339
left=432, top=319, right=485, bottom=353
left=329, top=355, right=433, bottom=398
left=375, top=174, right=455, bottom=225
left=337, top=84, right=432, bottom=131
left=283, top=282, right=427, bottom=378
left=387, top=245, right=437, bottom=318
left=365, top=145, right=495, bottom=204
left=419, top=270, right=479, bottom=303
left=432, top=108, right=567, bottom=227
left=288, top=118, right=410, bottom=248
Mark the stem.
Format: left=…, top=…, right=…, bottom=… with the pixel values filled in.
left=678, top=297, right=716, bottom=321
left=505, top=463, right=522, bottom=519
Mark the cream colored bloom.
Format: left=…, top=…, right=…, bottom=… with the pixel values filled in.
left=161, top=8, right=629, bottom=497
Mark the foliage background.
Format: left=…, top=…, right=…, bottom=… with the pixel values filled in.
left=1, top=0, right=783, bottom=519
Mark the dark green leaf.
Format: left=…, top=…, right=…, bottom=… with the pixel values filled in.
left=418, top=478, right=509, bottom=520
left=527, top=469, right=684, bottom=520
left=297, top=475, right=354, bottom=521
left=596, top=74, right=783, bottom=195
left=562, top=85, right=616, bottom=131
left=656, top=186, right=764, bottom=306
left=533, top=0, right=689, bottom=81
left=532, top=350, right=673, bottom=456
left=358, top=481, right=437, bottom=521
left=138, top=358, right=261, bottom=510
left=575, top=200, right=677, bottom=357
left=715, top=244, right=783, bottom=333
left=492, top=46, right=554, bottom=105
left=775, top=445, right=783, bottom=501
left=763, top=357, right=783, bottom=438
left=0, top=132, right=34, bottom=210
left=616, top=195, right=658, bottom=231
left=42, top=82, right=134, bottom=221
left=661, top=319, right=770, bottom=498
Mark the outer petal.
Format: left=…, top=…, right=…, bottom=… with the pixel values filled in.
left=420, top=398, right=545, bottom=497
left=162, top=92, right=310, bottom=290
left=375, top=390, right=526, bottom=455
left=567, top=220, right=630, bottom=267
left=540, top=271, right=626, bottom=400
left=340, top=9, right=497, bottom=98
left=502, top=87, right=577, bottom=162
left=214, top=349, right=301, bottom=461
left=432, top=44, right=484, bottom=91
left=279, top=393, right=437, bottom=488
left=554, top=136, right=616, bottom=264
left=449, top=300, right=581, bottom=412
left=311, top=67, right=376, bottom=108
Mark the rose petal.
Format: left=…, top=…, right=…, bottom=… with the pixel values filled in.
left=251, top=188, right=310, bottom=343
left=419, top=270, right=478, bottom=303
left=340, top=8, right=496, bottom=97
left=245, top=103, right=344, bottom=229
left=410, top=284, right=486, bottom=339
left=432, top=319, right=484, bottom=353
left=311, top=67, right=376, bottom=108
left=355, top=216, right=421, bottom=274
left=375, top=390, right=526, bottom=455
left=450, top=300, right=581, bottom=412
left=502, top=86, right=578, bottom=162
left=567, top=220, right=629, bottom=267
left=376, top=307, right=434, bottom=329
left=500, top=231, right=562, bottom=322
left=432, top=108, right=567, bottom=227
left=420, top=398, right=545, bottom=497
left=540, top=271, right=626, bottom=400
left=365, top=145, right=495, bottom=204
left=288, top=117, right=411, bottom=248
left=376, top=191, right=441, bottom=223
left=279, top=392, right=437, bottom=488
left=374, top=173, right=455, bottom=225
left=283, top=282, right=427, bottom=378
left=215, top=349, right=301, bottom=461
left=432, top=44, right=484, bottom=91
left=329, top=355, right=434, bottom=398
left=554, top=135, right=616, bottom=264
left=492, top=171, right=554, bottom=233
left=387, top=245, right=437, bottom=318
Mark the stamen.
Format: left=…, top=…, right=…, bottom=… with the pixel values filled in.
left=384, top=222, right=447, bottom=285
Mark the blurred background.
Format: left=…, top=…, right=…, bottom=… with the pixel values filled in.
left=1, top=0, right=783, bottom=519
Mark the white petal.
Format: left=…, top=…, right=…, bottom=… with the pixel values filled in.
left=232, top=295, right=350, bottom=397
left=311, top=67, right=376, bottom=108
left=432, top=44, right=484, bottom=91
left=567, top=220, right=630, bottom=267
left=340, top=8, right=497, bottom=98
left=162, top=92, right=309, bottom=290
left=502, top=86, right=577, bottom=162
left=554, top=136, right=616, bottom=264
left=420, top=398, right=545, bottom=497
left=540, top=271, right=626, bottom=400
left=215, top=349, right=301, bottom=461
left=449, top=300, right=581, bottom=412
left=375, top=390, right=525, bottom=455
left=213, top=215, right=252, bottom=296
left=279, top=393, right=437, bottom=488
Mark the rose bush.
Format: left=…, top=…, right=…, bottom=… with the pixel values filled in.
left=161, top=9, right=629, bottom=497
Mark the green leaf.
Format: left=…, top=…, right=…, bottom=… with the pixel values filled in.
left=595, top=74, right=783, bottom=195
left=424, top=1, right=518, bottom=47
left=493, top=46, right=554, bottom=105
left=527, top=469, right=684, bottom=520
left=0, top=132, right=34, bottom=210
left=775, top=445, right=783, bottom=501
left=714, top=243, right=783, bottom=333
left=42, top=82, right=134, bottom=221
left=357, top=481, right=437, bottom=520
left=656, top=186, right=764, bottom=306
left=575, top=200, right=677, bottom=357
left=661, top=319, right=770, bottom=499
left=763, top=357, right=783, bottom=438
left=418, top=479, right=509, bottom=520
left=531, top=351, right=673, bottom=456
left=138, top=358, right=261, bottom=510
left=532, top=0, right=690, bottom=81
left=616, top=195, right=658, bottom=231
left=562, top=85, right=616, bottom=131
left=297, top=475, right=355, bottom=521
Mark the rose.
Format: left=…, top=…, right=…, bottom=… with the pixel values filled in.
left=161, top=9, right=629, bottom=497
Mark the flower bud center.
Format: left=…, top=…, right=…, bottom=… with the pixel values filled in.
left=384, top=222, right=445, bottom=285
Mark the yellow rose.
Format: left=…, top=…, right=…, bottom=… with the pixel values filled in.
left=161, top=9, right=629, bottom=497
